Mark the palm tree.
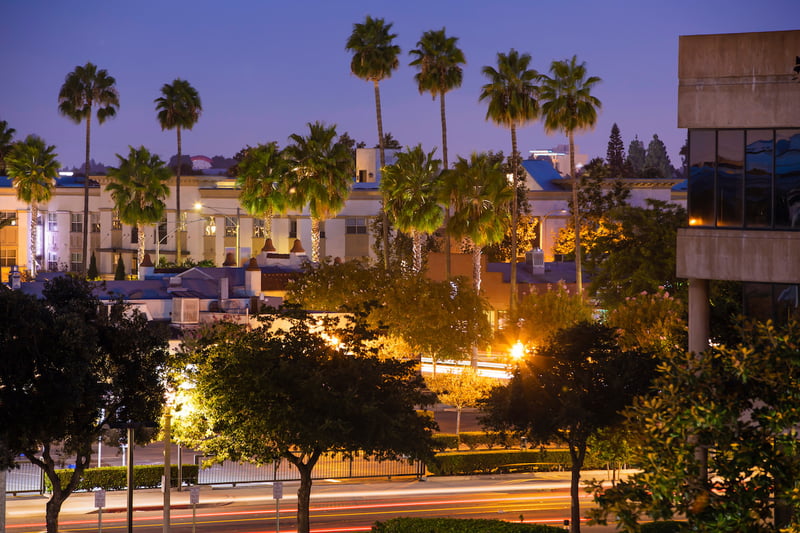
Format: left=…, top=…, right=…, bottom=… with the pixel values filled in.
left=236, top=142, right=291, bottom=250
left=442, top=152, right=513, bottom=291
left=346, top=15, right=401, bottom=269
left=479, top=49, right=539, bottom=310
left=409, top=28, right=465, bottom=279
left=106, top=146, right=171, bottom=268
left=540, top=55, right=602, bottom=297
left=0, top=119, right=16, bottom=175
left=284, top=122, right=352, bottom=263
left=58, top=62, right=119, bottom=273
left=380, top=144, right=443, bottom=272
left=6, top=135, right=59, bottom=276
left=155, top=78, right=202, bottom=264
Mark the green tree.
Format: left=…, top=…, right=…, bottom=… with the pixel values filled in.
left=0, top=119, right=16, bottom=174
left=286, top=258, right=391, bottom=312
left=606, top=123, right=626, bottom=177
left=381, top=144, right=443, bottom=272
left=480, top=49, right=540, bottom=310
left=6, top=135, right=59, bottom=276
left=86, top=252, right=99, bottom=280
left=58, top=62, right=119, bottom=273
left=114, top=255, right=126, bottom=280
left=605, top=286, right=686, bottom=355
left=285, top=122, right=352, bottom=262
left=540, top=55, right=602, bottom=297
left=591, top=320, right=800, bottom=532
left=442, top=152, right=513, bottom=290
left=481, top=322, right=655, bottom=533
left=514, top=280, right=594, bottom=348
left=0, top=276, right=168, bottom=533
left=180, top=309, right=437, bottom=533
left=588, top=199, right=686, bottom=308
left=426, top=367, right=497, bottom=437
left=626, top=135, right=646, bottom=176
left=346, top=15, right=401, bottom=269
left=643, top=134, right=673, bottom=179
left=155, top=78, right=202, bottom=264
left=235, top=142, right=291, bottom=248
left=409, top=28, right=466, bottom=279
left=106, top=146, right=171, bottom=267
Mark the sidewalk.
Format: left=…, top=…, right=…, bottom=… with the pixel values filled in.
left=6, top=471, right=623, bottom=531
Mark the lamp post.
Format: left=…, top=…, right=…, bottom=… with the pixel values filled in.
left=507, top=172, right=519, bottom=312
left=539, top=208, right=567, bottom=262
left=194, top=203, right=240, bottom=266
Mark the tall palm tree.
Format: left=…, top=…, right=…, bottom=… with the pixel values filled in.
left=236, top=142, right=291, bottom=250
left=6, top=135, right=60, bottom=276
left=479, top=49, right=540, bottom=310
left=380, top=144, right=444, bottom=272
left=346, top=15, right=401, bottom=269
left=284, top=122, right=352, bottom=263
left=409, top=28, right=465, bottom=279
left=540, top=55, right=602, bottom=297
left=58, top=62, right=119, bottom=273
left=0, top=119, right=16, bottom=175
left=442, top=152, right=513, bottom=291
left=106, top=146, right=171, bottom=268
left=155, top=78, right=202, bottom=264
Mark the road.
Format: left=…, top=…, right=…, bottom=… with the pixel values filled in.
left=6, top=472, right=619, bottom=532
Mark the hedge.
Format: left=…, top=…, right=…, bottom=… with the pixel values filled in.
left=641, top=522, right=686, bottom=532
left=432, top=432, right=519, bottom=451
left=47, top=464, right=198, bottom=492
left=427, top=449, right=607, bottom=476
left=372, top=517, right=565, bottom=532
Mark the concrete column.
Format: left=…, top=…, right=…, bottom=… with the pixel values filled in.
left=688, top=278, right=711, bottom=355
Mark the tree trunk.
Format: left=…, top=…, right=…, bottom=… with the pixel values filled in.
left=30, top=203, right=38, bottom=276
left=568, top=441, right=587, bottom=533
left=412, top=231, right=422, bottom=273
left=288, top=451, right=320, bottom=533
left=176, top=127, right=183, bottom=265
left=83, top=112, right=92, bottom=274
left=310, top=217, right=320, bottom=263
left=509, top=125, right=519, bottom=312
left=374, top=79, right=390, bottom=270
left=570, top=131, right=582, bottom=296
left=28, top=443, right=92, bottom=533
left=440, top=90, right=452, bottom=280
left=137, top=222, right=145, bottom=270
left=472, top=244, right=481, bottom=291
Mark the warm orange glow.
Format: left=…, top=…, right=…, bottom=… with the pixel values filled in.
left=688, top=218, right=701, bottom=226
left=510, top=341, right=525, bottom=360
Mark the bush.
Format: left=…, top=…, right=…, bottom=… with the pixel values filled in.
left=427, top=448, right=608, bottom=476
left=47, top=464, right=198, bottom=492
left=641, top=522, right=686, bottom=533
left=372, top=517, right=565, bottom=532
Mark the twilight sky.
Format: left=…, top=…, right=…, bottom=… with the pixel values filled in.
left=1, top=0, right=796, bottom=172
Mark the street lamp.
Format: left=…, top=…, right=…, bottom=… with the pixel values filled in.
left=539, top=208, right=567, bottom=261
left=194, top=203, right=240, bottom=266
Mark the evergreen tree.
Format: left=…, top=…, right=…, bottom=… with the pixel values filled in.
left=626, top=135, right=646, bottom=176
left=114, top=256, right=126, bottom=280
left=87, top=253, right=99, bottom=280
left=643, top=134, right=673, bottom=179
left=606, top=123, right=625, bottom=177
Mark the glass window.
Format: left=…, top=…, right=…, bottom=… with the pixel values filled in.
left=346, top=217, right=368, bottom=235
left=775, top=129, right=800, bottom=229
left=204, top=217, right=216, bottom=236
left=716, top=130, right=744, bottom=227
left=157, top=217, right=167, bottom=244
left=70, top=213, right=83, bottom=233
left=47, top=252, right=58, bottom=272
left=0, top=247, right=15, bottom=267
left=112, top=212, right=122, bottom=230
left=253, top=218, right=265, bottom=238
left=131, top=226, right=138, bottom=244
left=688, top=130, right=716, bottom=227
left=289, top=218, right=298, bottom=239
left=91, top=213, right=101, bottom=233
left=47, top=212, right=57, bottom=231
left=70, top=252, right=82, bottom=273
left=224, top=216, right=237, bottom=237
left=745, top=130, right=773, bottom=227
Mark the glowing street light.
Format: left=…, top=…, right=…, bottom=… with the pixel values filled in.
left=510, top=341, right=525, bottom=361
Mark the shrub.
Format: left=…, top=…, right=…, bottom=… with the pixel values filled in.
left=372, top=517, right=565, bottom=532
left=641, top=522, right=686, bottom=533
left=47, top=464, right=198, bottom=492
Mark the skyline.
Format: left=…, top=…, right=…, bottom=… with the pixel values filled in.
left=1, top=1, right=796, bottom=172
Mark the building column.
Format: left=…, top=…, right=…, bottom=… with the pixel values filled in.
left=688, top=277, right=710, bottom=355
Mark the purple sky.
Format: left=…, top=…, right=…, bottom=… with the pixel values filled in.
left=1, top=1, right=795, bottom=172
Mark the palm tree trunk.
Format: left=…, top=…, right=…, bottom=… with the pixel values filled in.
left=374, top=79, right=390, bottom=270
left=310, top=217, right=320, bottom=263
left=137, top=222, right=145, bottom=270
left=509, top=125, right=519, bottom=312
left=440, top=91, right=452, bottom=280
left=569, top=131, right=582, bottom=296
left=412, top=231, right=422, bottom=273
left=30, top=203, right=38, bottom=276
left=472, top=244, right=482, bottom=291
left=83, top=113, right=92, bottom=274
left=176, top=127, right=183, bottom=265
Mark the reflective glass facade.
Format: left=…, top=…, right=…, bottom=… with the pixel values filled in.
left=688, top=129, right=800, bottom=229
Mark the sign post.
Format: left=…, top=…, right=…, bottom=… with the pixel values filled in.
left=190, top=486, right=200, bottom=533
left=94, top=489, right=106, bottom=533
left=273, top=481, right=284, bottom=533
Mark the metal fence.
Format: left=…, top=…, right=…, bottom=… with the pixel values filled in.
left=196, top=452, right=425, bottom=486
left=5, top=462, right=45, bottom=494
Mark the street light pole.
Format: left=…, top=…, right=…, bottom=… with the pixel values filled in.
left=163, top=409, right=171, bottom=533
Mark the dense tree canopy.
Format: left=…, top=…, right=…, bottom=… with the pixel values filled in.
left=179, top=309, right=437, bottom=533
left=0, top=276, right=168, bottom=532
